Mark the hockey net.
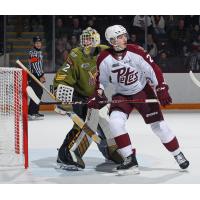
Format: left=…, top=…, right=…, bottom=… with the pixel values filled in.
left=0, top=67, right=28, bottom=168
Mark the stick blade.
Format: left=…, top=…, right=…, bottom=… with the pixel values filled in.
left=26, top=86, right=41, bottom=104
left=189, top=71, right=200, bottom=88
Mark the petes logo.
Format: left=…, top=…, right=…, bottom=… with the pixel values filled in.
left=112, top=67, right=138, bottom=85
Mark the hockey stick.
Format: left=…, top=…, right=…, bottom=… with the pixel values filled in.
left=26, top=86, right=41, bottom=104
left=189, top=70, right=200, bottom=88
left=39, top=98, right=158, bottom=105
left=16, top=59, right=101, bottom=144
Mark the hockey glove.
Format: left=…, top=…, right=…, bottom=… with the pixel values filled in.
left=156, top=83, right=172, bottom=106
left=87, top=90, right=108, bottom=109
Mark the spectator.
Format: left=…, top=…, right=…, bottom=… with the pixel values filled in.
left=156, top=51, right=172, bottom=72
left=71, top=17, right=82, bottom=38
left=132, top=15, right=153, bottom=32
left=184, top=15, right=200, bottom=31
left=191, top=25, right=200, bottom=42
left=128, top=33, right=139, bottom=45
left=87, top=19, right=96, bottom=29
left=131, top=15, right=153, bottom=45
left=69, top=35, right=79, bottom=49
left=187, top=49, right=200, bottom=72
left=146, top=34, right=158, bottom=58
left=191, top=34, right=200, bottom=52
left=169, top=19, right=190, bottom=56
left=55, top=18, right=66, bottom=39
left=151, top=15, right=166, bottom=35
left=60, top=35, right=72, bottom=52
left=29, top=16, right=43, bottom=32
left=55, top=39, right=69, bottom=70
left=157, top=41, right=173, bottom=57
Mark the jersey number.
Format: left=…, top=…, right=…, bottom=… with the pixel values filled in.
left=62, top=64, right=71, bottom=72
left=146, top=54, right=153, bottom=63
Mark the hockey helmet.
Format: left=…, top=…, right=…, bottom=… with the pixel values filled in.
left=80, top=27, right=100, bottom=48
left=105, top=25, right=128, bottom=50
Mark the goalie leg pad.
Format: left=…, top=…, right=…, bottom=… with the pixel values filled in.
left=57, top=127, right=88, bottom=169
left=96, top=124, right=123, bottom=164
left=57, top=146, right=85, bottom=169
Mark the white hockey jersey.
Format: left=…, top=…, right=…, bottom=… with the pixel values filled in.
left=96, top=44, right=161, bottom=96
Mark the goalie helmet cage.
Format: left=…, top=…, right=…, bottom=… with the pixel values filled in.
left=0, top=67, right=28, bottom=169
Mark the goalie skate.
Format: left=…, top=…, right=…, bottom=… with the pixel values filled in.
left=56, top=157, right=79, bottom=171
left=115, top=154, right=140, bottom=176
left=56, top=149, right=85, bottom=171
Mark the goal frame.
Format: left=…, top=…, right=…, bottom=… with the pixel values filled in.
left=0, top=68, right=28, bottom=169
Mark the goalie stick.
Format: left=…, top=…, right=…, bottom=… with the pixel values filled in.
left=16, top=59, right=101, bottom=145
left=189, top=70, right=200, bottom=88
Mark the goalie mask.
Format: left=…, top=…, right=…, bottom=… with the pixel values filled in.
left=105, top=25, right=128, bottom=51
left=80, top=27, right=100, bottom=54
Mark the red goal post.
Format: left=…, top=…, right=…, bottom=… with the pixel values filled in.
left=0, top=67, right=28, bottom=169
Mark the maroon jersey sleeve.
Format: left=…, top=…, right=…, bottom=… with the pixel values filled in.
left=127, top=44, right=164, bottom=85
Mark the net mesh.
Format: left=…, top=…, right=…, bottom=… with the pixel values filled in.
left=0, top=67, right=27, bottom=168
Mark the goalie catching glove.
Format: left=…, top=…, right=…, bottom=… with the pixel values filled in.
left=156, top=83, right=172, bottom=106
left=87, top=89, right=108, bottom=109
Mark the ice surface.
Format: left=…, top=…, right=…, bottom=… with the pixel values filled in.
left=0, top=110, right=200, bottom=183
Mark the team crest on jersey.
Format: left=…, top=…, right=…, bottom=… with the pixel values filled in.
left=81, top=63, right=90, bottom=69
left=112, top=67, right=138, bottom=85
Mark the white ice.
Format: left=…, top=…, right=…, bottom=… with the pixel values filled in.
left=0, top=110, right=200, bottom=184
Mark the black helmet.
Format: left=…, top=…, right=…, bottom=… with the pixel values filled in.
left=33, top=36, right=42, bottom=43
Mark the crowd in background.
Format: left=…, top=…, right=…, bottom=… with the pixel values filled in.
left=54, top=15, right=200, bottom=73
left=1, top=15, right=200, bottom=73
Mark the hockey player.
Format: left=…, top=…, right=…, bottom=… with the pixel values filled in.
left=53, top=27, right=123, bottom=170
left=88, top=25, right=190, bottom=175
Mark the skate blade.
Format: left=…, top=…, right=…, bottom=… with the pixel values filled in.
left=179, top=168, right=189, bottom=173
left=116, top=166, right=140, bottom=176
left=56, top=163, right=79, bottom=171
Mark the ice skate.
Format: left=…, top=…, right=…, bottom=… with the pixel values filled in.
left=174, top=152, right=189, bottom=170
left=56, top=148, right=85, bottom=171
left=28, top=113, right=44, bottom=121
left=35, top=113, right=44, bottom=119
left=116, top=154, right=140, bottom=176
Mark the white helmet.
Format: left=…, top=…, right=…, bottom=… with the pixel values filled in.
left=105, top=25, right=128, bottom=50
left=80, top=27, right=100, bottom=48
